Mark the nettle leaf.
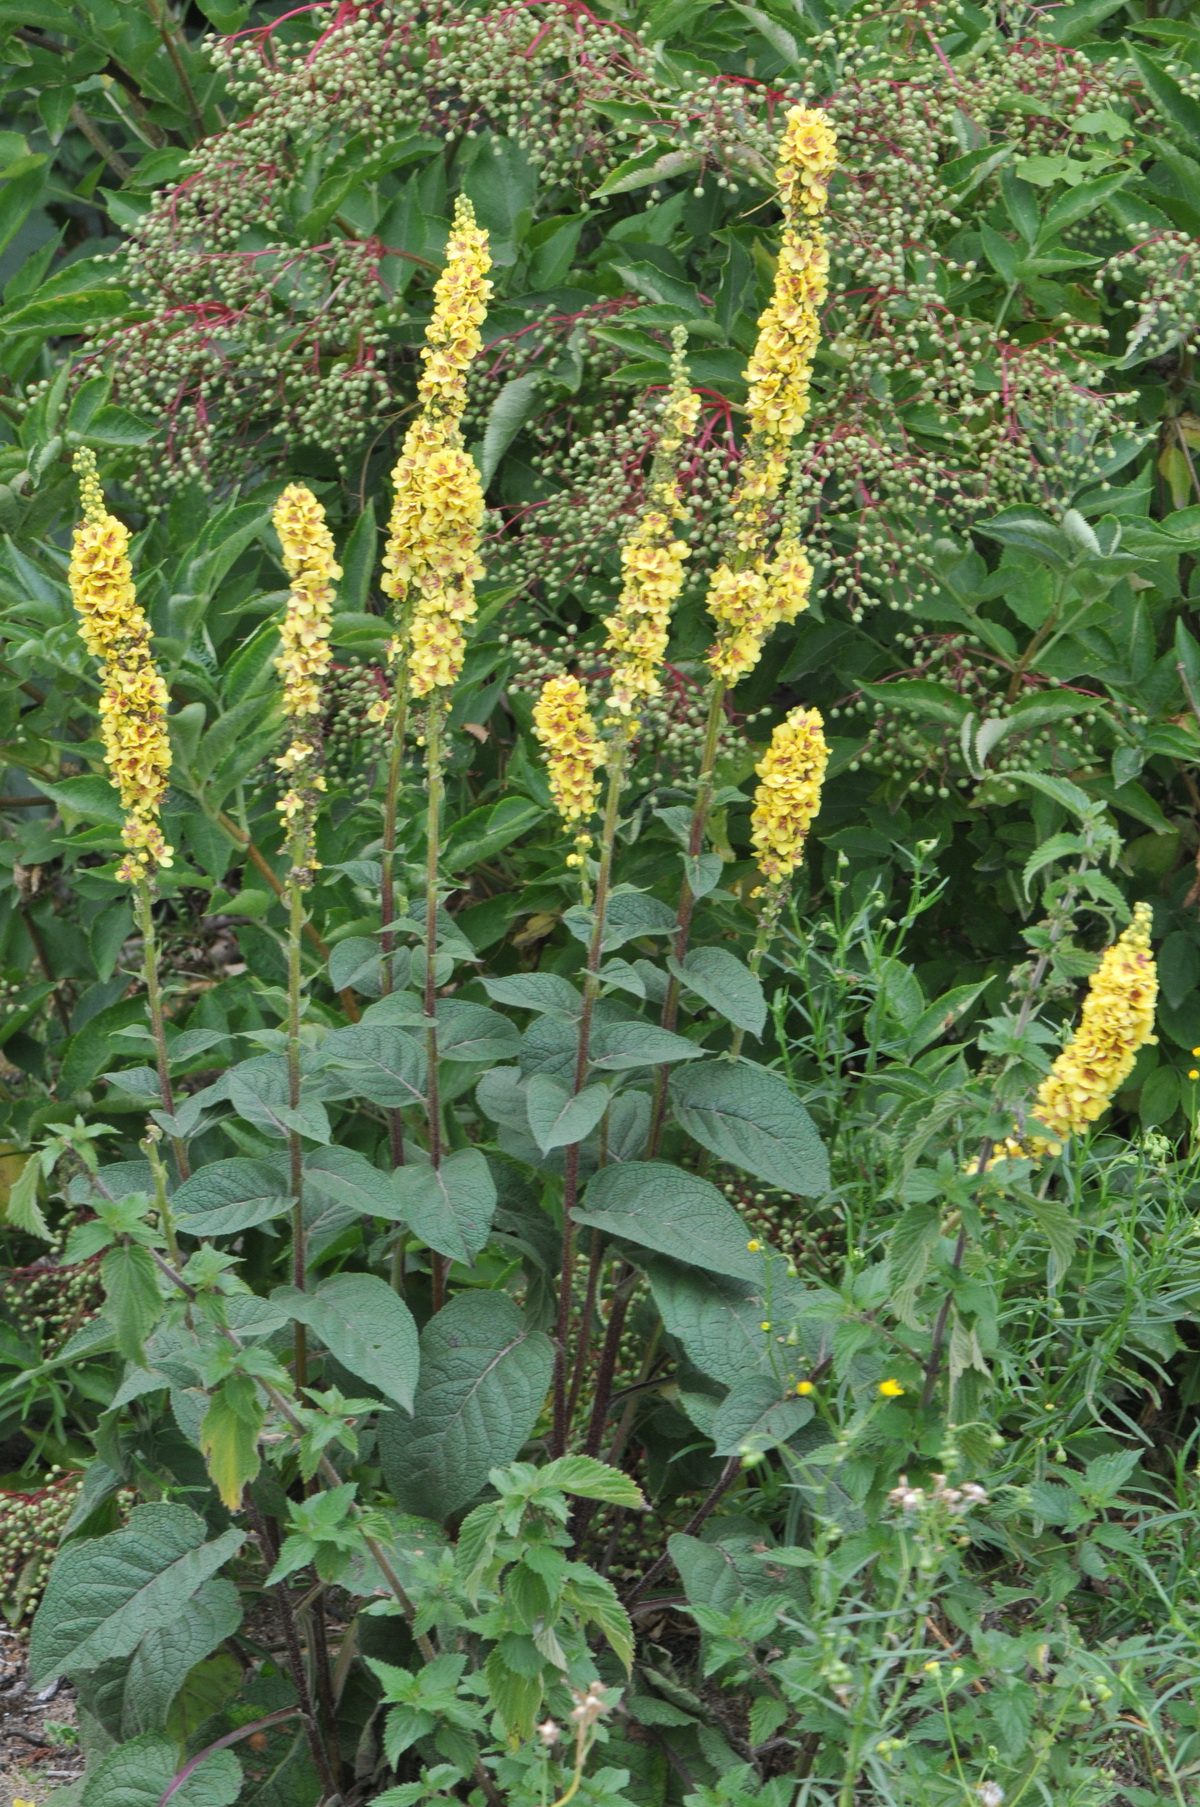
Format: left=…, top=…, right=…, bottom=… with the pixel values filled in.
left=29, top=1503, right=244, bottom=1688
left=573, top=1162, right=773, bottom=1283
left=227, top=1056, right=330, bottom=1143
left=200, top=1371, right=264, bottom=1509
left=83, top=1577, right=242, bottom=1740
left=669, top=1061, right=830, bottom=1195
left=669, top=948, right=767, bottom=1038
left=318, top=1023, right=427, bottom=1108
left=378, top=1292, right=553, bottom=1520
left=79, top=1732, right=240, bottom=1807
left=886, top=1202, right=942, bottom=1326
left=275, top=1273, right=420, bottom=1410
left=101, top=1243, right=165, bottom=1364
left=525, top=1074, right=609, bottom=1152
left=539, top=1456, right=645, bottom=1507
left=390, top=1147, right=498, bottom=1266
left=710, top=1377, right=814, bottom=1456
left=172, top=1157, right=292, bottom=1237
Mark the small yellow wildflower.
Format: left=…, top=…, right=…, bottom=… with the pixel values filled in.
left=760, top=1320, right=772, bottom=1332
left=1190, top=1069, right=1199, bottom=1081
left=750, top=706, right=830, bottom=886
left=532, top=674, right=604, bottom=864
left=746, top=1238, right=762, bottom=1252
left=878, top=1378, right=905, bottom=1398
left=922, top=1659, right=940, bottom=1674
left=68, top=449, right=173, bottom=884
left=796, top=1380, right=814, bottom=1396
left=1029, top=902, right=1157, bottom=1148
left=382, top=197, right=492, bottom=700
left=603, top=339, right=698, bottom=716
left=272, top=483, right=338, bottom=873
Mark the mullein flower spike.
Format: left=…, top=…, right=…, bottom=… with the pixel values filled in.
left=382, top=196, right=493, bottom=701
left=750, top=705, right=830, bottom=888
left=706, top=106, right=836, bottom=687
left=603, top=335, right=700, bottom=719
left=68, top=449, right=173, bottom=884
left=1028, top=901, right=1158, bottom=1152
left=272, top=483, right=339, bottom=877
left=532, top=674, right=604, bottom=866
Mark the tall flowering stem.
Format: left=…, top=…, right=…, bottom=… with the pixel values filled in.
left=383, top=196, right=492, bottom=1306
left=651, top=107, right=835, bottom=1149
left=68, top=451, right=189, bottom=1180
left=729, top=707, right=829, bottom=1062
left=272, top=482, right=338, bottom=1387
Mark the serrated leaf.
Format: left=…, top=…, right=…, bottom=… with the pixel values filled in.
left=101, top=1243, right=164, bottom=1364
left=80, top=1733, right=240, bottom=1807
left=275, top=1272, right=420, bottom=1409
left=378, top=1293, right=553, bottom=1520
left=83, top=1578, right=241, bottom=1740
left=389, top=1147, right=497, bottom=1266
left=886, top=1202, right=941, bottom=1326
left=538, top=1456, right=645, bottom=1506
left=668, top=1060, right=830, bottom=1195
left=199, top=1372, right=264, bottom=1509
left=5, top=1154, right=50, bottom=1239
left=29, top=1504, right=244, bottom=1688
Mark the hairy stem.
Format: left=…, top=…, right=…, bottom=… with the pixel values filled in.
left=424, top=700, right=447, bottom=1311
left=380, top=694, right=409, bottom=1169
left=286, top=871, right=308, bottom=1390
left=552, top=737, right=628, bottom=1457
left=134, top=878, right=190, bottom=1181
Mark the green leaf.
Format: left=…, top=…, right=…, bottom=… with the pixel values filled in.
left=276, top=1272, right=420, bottom=1410
left=31, top=773, right=125, bottom=827
left=539, top=1456, right=645, bottom=1507
left=1007, top=769, right=1095, bottom=821
left=563, top=889, right=676, bottom=953
left=389, top=1147, right=498, bottom=1267
left=482, top=973, right=583, bottom=1020
left=199, top=1372, right=264, bottom=1509
left=858, top=678, right=973, bottom=727
left=83, top=1578, right=241, bottom=1740
left=378, top=1293, right=553, bottom=1520
left=1026, top=1193, right=1078, bottom=1285
left=525, top=1075, right=610, bottom=1153
left=886, top=1202, right=941, bottom=1325
left=669, top=947, right=767, bottom=1037
left=317, top=1024, right=426, bottom=1109
left=436, top=1000, right=520, bottom=1062
left=1130, top=45, right=1200, bottom=144
left=0, top=288, right=132, bottom=337
left=101, top=1243, right=164, bottom=1364
left=592, top=146, right=700, bottom=197
left=478, top=373, right=541, bottom=487
left=0, top=159, right=45, bottom=260
left=574, top=1161, right=772, bottom=1282
left=710, top=1377, right=814, bottom=1455
left=589, top=1020, right=704, bottom=1072
left=5, top=1153, right=51, bottom=1239
left=443, top=796, right=546, bottom=873
left=171, top=1158, right=292, bottom=1237
left=227, top=1056, right=331, bottom=1143
left=29, top=1503, right=244, bottom=1688
left=79, top=1733, right=240, bottom=1807
left=668, top=1060, right=830, bottom=1195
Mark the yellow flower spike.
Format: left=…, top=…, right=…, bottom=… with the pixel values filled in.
left=1028, top=902, right=1157, bottom=1150
left=878, top=1378, right=905, bottom=1398
left=532, top=674, right=604, bottom=862
left=750, top=706, right=830, bottom=886
left=382, top=196, right=493, bottom=702
left=704, top=106, right=834, bottom=688
left=603, top=334, right=699, bottom=717
left=68, top=448, right=173, bottom=884
left=271, top=483, right=339, bottom=876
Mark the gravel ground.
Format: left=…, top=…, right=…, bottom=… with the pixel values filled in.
left=0, top=1630, right=81, bottom=1804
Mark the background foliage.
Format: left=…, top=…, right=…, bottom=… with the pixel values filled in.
left=3, top=1, right=1200, bottom=1805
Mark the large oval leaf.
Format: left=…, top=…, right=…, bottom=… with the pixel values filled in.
left=669, top=1060, right=830, bottom=1195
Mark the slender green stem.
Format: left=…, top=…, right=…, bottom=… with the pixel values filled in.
left=144, top=0, right=203, bottom=137
left=134, top=878, right=190, bottom=1181
left=647, top=680, right=724, bottom=1155
left=424, top=700, right=448, bottom=1311
left=286, top=868, right=308, bottom=1390
left=380, top=692, right=408, bottom=1169
left=552, top=735, right=628, bottom=1458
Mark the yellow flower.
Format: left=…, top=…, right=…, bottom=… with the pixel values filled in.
left=796, top=1380, right=814, bottom=1396
left=603, top=340, right=698, bottom=716
left=69, top=449, right=173, bottom=884
left=704, top=107, right=834, bottom=687
left=532, top=674, right=604, bottom=862
left=1029, top=902, right=1157, bottom=1148
left=382, top=197, right=492, bottom=701
left=879, top=1378, right=905, bottom=1398
left=750, top=706, right=829, bottom=885
left=746, top=1238, right=762, bottom=1252
left=271, top=484, right=338, bottom=870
